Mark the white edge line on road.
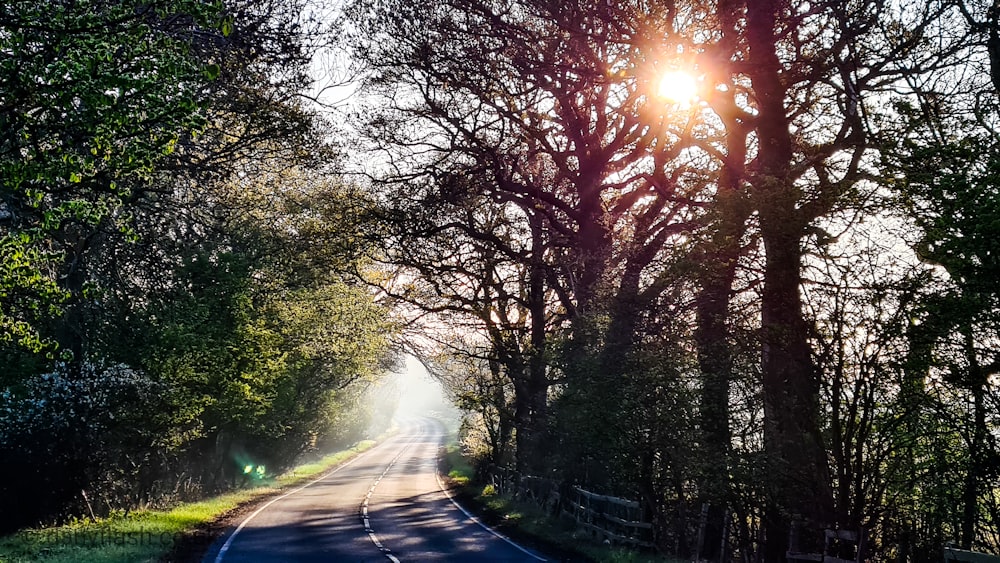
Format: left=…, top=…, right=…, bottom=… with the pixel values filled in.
left=433, top=458, right=547, bottom=561
left=213, top=440, right=384, bottom=563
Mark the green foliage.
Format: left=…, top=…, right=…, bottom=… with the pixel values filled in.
left=893, top=131, right=1000, bottom=294
left=138, top=249, right=273, bottom=438
left=443, top=444, right=475, bottom=486
left=0, top=440, right=377, bottom=562
left=0, top=172, right=396, bottom=526
left=0, top=235, right=66, bottom=355
left=0, top=0, right=227, bottom=354
left=878, top=94, right=1000, bottom=552
left=0, top=0, right=394, bottom=533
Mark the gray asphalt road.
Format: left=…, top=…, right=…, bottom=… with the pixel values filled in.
left=201, top=416, right=547, bottom=562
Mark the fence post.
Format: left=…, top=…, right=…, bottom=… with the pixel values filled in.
left=695, top=502, right=709, bottom=562
left=719, top=508, right=730, bottom=563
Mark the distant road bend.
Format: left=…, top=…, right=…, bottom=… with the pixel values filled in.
left=202, top=416, right=547, bottom=562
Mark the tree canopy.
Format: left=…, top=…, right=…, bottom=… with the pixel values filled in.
left=0, top=0, right=396, bottom=534
left=6, top=0, right=1000, bottom=560
left=344, top=0, right=1000, bottom=559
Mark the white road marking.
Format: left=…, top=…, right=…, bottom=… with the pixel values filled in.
left=214, top=417, right=546, bottom=563
left=213, top=438, right=387, bottom=563
left=430, top=421, right=547, bottom=561
left=361, top=427, right=421, bottom=563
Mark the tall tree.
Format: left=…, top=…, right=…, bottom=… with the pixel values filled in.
left=370, top=171, right=557, bottom=472
left=715, top=0, right=969, bottom=554
left=0, top=0, right=226, bottom=362
left=347, top=0, right=709, bottom=477
left=886, top=118, right=1000, bottom=551
left=743, top=0, right=838, bottom=547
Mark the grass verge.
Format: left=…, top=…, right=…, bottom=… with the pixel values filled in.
left=439, top=444, right=680, bottom=563
left=0, top=439, right=378, bottom=563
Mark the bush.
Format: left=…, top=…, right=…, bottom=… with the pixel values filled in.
left=0, top=364, right=167, bottom=532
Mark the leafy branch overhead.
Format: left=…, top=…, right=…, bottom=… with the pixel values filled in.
left=0, top=0, right=230, bottom=353
left=0, top=0, right=397, bottom=537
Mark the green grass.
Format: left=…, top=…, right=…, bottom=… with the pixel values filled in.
left=0, top=440, right=378, bottom=563
left=439, top=443, right=681, bottom=563
left=442, top=444, right=474, bottom=485
left=474, top=489, right=680, bottom=563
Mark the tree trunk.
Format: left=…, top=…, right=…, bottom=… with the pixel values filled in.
left=514, top=211, right=551, bottom=474
left=695, top=282, right=735, bottom=560
left=693, top=4, right=751, bottom=556
left=896, top=298, right=942, bottom=560
left=694, top=192, right=747, bottom=559
left=53, top=226, right=102, bottom=377
left=961, top=324, right=985, bottom=549
left=513, top=378, right=533, bottom=474
left=512, top=337, right=549, bottom=475
left=745, top=0, right=835, bottom=557
left=487, top=358, right=513, bottom=468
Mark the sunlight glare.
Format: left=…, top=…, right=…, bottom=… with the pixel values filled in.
left=394, top=355, right=454, bottom=417
left=658, top=71, right=697, bottom=104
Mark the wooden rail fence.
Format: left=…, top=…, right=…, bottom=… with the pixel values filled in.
left=561, top=485, right=655, bottom=548
left=487, top=466, right=654, bottom=549
left=944, top=546, right=1000, bottom=563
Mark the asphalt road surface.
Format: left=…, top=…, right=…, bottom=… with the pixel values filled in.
left=201, top=416, right=547, bottom=562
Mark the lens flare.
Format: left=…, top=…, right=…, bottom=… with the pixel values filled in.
left=658, top=71, right=697, bottom=103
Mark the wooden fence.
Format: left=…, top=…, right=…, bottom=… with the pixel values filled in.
left=944, top=547, right=1000, bottom=563
left=561, top=485, right=655, bottom=548
left=486, top=467, right=879, bottom=562
left=487, top=466, right=654, bottom=549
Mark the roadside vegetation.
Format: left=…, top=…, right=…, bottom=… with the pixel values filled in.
left=1, top=0, right=398, bottom=539
left=0, top=440, right=378, bottom=563
left=6, top=0, right=1000, bottom=560
left=440, top=441, right=679, bottom=563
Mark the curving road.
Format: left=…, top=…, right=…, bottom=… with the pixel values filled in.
left=201, top=416, right=547, bottom=562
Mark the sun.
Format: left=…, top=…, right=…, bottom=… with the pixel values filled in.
left=657, top=71, right=698, bottom=104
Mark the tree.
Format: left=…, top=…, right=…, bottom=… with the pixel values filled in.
left=347, top=0, right=710, bottom=480
left=0, top=0, right=227, bottom=360
left=0, top=0, right=397, bottom=530
left=369, top=172, right=558, bottom=473
left=694, top=1, right=973, bottom=554
left=885, top=111, right=1000, bottom=551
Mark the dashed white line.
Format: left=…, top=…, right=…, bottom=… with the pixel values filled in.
left=361, top=420, right=429, bottom=562
left=214, top=417, right=545, bottom=563
left=361, top=442, right=411, bottom=562
left=213, top=441, right=383, bottom=563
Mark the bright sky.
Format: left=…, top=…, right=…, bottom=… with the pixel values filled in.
left=393, top=355, right=455, bottom=418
